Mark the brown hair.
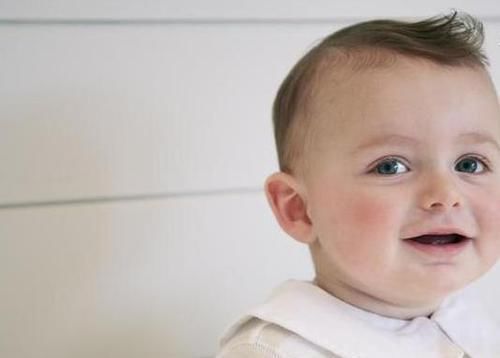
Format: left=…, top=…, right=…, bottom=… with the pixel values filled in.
left=272, top=10, right=489, bottom=176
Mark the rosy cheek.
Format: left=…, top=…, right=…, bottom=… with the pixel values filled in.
left=313, top=185, right=399, bottom=246
left=316, top=189, right=398, bottom=271
left=334, top=196, right=392, bottom=269
left=471, top=187, right=500, bottom=230
left=477, top=191, right=500, bottom=244
left=343, top=193, right=396, bottom=231
left=484, top=193, right=500, bottom=219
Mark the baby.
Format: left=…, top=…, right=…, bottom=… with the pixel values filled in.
left=217, top=11, right=500, bottom=357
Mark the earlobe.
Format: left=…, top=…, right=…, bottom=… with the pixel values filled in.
left=264, top=172, right=315, bottom=244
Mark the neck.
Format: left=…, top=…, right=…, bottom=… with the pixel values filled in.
left=313, top=274, right=442, bottom=320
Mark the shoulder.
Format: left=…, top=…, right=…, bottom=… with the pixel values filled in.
left=216, top=317, right=339, bottom=358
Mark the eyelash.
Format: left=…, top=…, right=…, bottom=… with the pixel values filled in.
left=457, top=154, right=491, bottom=173
left=369, top=154, right=491, bottom=175
left=369, top=156, right=407, bottom=175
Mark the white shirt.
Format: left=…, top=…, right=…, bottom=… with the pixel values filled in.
left=217, top=280, right=500, bottom=358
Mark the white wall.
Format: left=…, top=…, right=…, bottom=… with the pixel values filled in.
left=0, top=0, right=499, bottom=19
left=1, top=2, right=500, bottom=357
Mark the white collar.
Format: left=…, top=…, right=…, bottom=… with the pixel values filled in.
left=431, top=288, right=500, bottom=358
left=221, top=280, right=500, bottom=358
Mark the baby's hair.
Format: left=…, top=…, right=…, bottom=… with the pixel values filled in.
left=272, top=10, right=489, bottom=176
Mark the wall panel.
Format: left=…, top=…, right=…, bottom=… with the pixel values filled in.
left=0, top=193, right=313, bottom=358
left=2, top=194, right=500, bottom=358
left=2, top=6, right=500, bottom=358
left=2, top=23, right=500, bottom=205
left=0, top=1, right=499, bottom=20
left=0, top=24, right=333, bottom=204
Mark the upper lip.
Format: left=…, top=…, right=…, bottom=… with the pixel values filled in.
left=403, top=227, right=473, bottom=240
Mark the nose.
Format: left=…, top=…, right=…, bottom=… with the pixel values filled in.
left=418, top=171, right=463, bottom=212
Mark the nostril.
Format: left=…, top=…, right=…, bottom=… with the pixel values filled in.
left=428, top=202, right=446, bottom=210
left=427, top=199, right=461, bottom=210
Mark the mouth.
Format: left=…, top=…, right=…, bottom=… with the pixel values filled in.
left=404, top=234, right=472, bottom=257
left=408, top=234, right=469, bottom=245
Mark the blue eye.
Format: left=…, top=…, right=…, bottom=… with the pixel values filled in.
left=455, top=156, right=487, bottom=174
left=373, top=158, right=409, bottom=175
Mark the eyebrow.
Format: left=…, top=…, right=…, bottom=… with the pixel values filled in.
left=351, top=132, right=500, bottom=155
left=457, top=132, right=500, bottom=151
left=351, top=134, right=419, bottom=155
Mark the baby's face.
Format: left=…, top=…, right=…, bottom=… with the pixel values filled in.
left=303, top=58, right=500, bottom=314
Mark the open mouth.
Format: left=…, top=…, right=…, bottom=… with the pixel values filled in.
left=404, top=233, right=472, bottom=256
left=408, top=234, right=469, bottom=245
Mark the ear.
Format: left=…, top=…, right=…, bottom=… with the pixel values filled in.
left=264, top=172, right=315, bottom=244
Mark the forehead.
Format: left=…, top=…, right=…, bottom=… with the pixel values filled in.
left=307, top=57, right=500, bottom=149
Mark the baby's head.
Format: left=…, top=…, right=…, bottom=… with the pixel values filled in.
left=265, top=11, right=500, bottom=319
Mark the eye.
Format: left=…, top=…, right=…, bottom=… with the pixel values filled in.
left=372, top=158, right=409, bottom=175
left=455, top=156, right=488, bottom=174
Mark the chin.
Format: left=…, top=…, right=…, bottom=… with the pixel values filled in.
left=388, top=277, right=470, bottom=308
left=411, top=277, right=471, bottom=304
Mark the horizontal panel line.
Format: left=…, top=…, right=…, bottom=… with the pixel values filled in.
left=1, top=15, right=499, bottom=26
left=0, top=187, right=263, bottom=210
left=0, top=17, right=366, bottom=25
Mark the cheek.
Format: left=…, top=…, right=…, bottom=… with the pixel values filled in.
left=469, top=185, right=500, bottom=233
left=460, top=186, right=500, bottom=271
left=316, top=188, right=402, bottom=256
left=482, top=200, right=500, bottom=227
left=339, top=191, right=399, bottom=233
left=313, top=187, right=405, bottom=275
left=333, top=194, right=398, bottom=270
left=475, top=189, right=500, bottom=253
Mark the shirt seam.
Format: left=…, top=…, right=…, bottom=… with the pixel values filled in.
left=432, top=321, right=467, bottom=356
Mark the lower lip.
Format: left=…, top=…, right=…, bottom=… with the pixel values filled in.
left=404, top=238, right=472, bottom=257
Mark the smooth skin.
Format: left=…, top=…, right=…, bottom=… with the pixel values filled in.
left=265, top=57, right=500, bottom=319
